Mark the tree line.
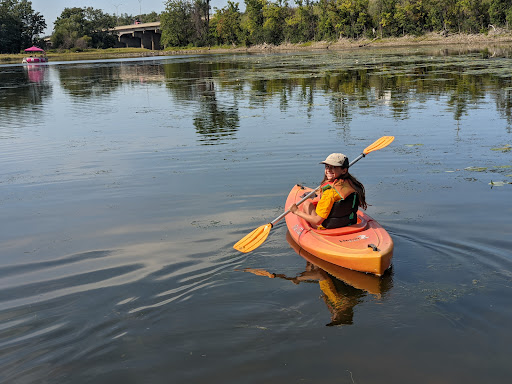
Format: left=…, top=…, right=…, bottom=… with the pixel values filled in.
left=166, top=0, right=512, bottom=47
left=2, top=0, right=512, bottom=53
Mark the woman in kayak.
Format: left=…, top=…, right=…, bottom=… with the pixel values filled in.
left=289, top=153, right=367, bottom=229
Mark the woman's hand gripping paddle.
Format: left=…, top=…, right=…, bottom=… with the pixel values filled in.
left=233, top=136, right=395, bottom=253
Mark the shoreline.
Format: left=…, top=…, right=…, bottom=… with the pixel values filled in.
left=159, top=31, right=512, bottom=55
left=3, top=32, right=512, bottom=64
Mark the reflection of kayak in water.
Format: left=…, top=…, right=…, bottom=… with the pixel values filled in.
left=242, top=233, right=393, bottom=326
left=285, top=184, right=394, bottom=276
left=286, top=231, right=392, bottom=296
left=243, top=264, right=361, bottom=326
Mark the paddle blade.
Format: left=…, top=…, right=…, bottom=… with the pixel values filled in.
left=363, top=136, right=395, bottom=155
left=233, top=224, right=272, bottom=253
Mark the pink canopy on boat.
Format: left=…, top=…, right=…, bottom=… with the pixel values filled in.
left=24, top=46, right=45, bottom=53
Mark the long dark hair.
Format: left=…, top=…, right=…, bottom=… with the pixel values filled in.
left=322, top=169, right=367, bottom=210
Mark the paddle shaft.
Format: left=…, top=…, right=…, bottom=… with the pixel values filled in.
left=269, top=153, right=365, bottom=226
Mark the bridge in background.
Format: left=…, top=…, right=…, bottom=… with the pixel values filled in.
left=113, top=22, right=162, bottom=50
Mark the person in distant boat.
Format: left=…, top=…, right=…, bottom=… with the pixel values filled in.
left=289, top=153, right=367, bottom=229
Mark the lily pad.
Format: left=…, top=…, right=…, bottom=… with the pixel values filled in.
left=491, top=144, right=511, bottom=152
left=465, top=166, right=488, bottom=172
left=489, top=181, right=511, bottom=187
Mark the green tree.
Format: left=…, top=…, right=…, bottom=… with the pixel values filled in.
left=140, top=11, right=161, bottom=23
left=244, top=0, right=266, bottom=44
left=284, top=0, right=317, bottom=43
left=87, top=7, right=117, bottom=48
left=0, top=1, right=21, bottom=53
left=488, top=0, right=508, bottom=26
left=192, top=0, right=211, bottom=45
left=210, top=1, right=243, bottom=45
left=0, top=0, right=46, bottom=53
left=115, top=12, right=160, bottom=26
left=161, top=0, right=195, bottom=47
left=424, top=0, right=445, bottom=31
left=368, top=0, right=400, bottom=37
left=285, top=0, right=318, bottom=43
left=437, top=0, right=464, bottom=32
left=51, top=7, right=116, bottom=49
left=507, top=7, right=512, bottom=29
left=316, top=0, right=340, bottom=40
left=116, top=13, right=138, bottom=25
left=395, top=0, right=428, bottom=35
left=263, top=0, right=290, bottom=44
left=456, top=0, right=489, bottom=33
left=116, top=12, right=160, bottom=27
left=337, top=0, right=371, bottom=38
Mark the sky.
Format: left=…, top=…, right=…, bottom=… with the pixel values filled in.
left=31, top=0, right=230, bottom=36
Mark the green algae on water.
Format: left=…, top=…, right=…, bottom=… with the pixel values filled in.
left=465, top=166, right=488, bottom=172
left=491, top=144, right=511, bottom=152
left=493, top=165, right=512, bottom=169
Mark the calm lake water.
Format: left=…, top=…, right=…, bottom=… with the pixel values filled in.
left=1, top=46, right=511, bottom=383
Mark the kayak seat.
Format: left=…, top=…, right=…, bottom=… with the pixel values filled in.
left=310, top=213, right=368, bottom=236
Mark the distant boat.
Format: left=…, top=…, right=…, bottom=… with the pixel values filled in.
left=22, top=46, right=48, bottom=64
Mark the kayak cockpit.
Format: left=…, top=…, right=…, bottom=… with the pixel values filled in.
left=308, top=214, right=369, bottom=236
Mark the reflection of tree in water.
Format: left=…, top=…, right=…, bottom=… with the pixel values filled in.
left=58, top=65, right=122, bottom=98
left=193, top=79, right=239, bottom=145
left=297, top=80, right=315, bottom=119
left=492, top=88, right=512, bottom=132
left=321, top=70, right=414, bottom=124
left=118, top=63, right=165, bottom=84
left=329, top=96, right=351, bottom=129
left=47, top=52, right=512, bottom=138
left=164, top=61, right=240, bottom=144
left=446, top=75, right=486, bottom=121
left=0, top=67, right=52, bottom=111
left=228, top=52, right=512, bottom=132
left=164, top=60, right=242, bottom=100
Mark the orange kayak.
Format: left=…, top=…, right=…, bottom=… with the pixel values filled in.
left=284, top=184, right=393, bottom=276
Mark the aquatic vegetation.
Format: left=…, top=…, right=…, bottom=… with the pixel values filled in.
left=491, top=144, right=511, bottom=152
left=465, top=166, right=488, bottom=172
left=489, top=181, right=512, bottom=187
left=489, top=165, right=512, bottom=176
